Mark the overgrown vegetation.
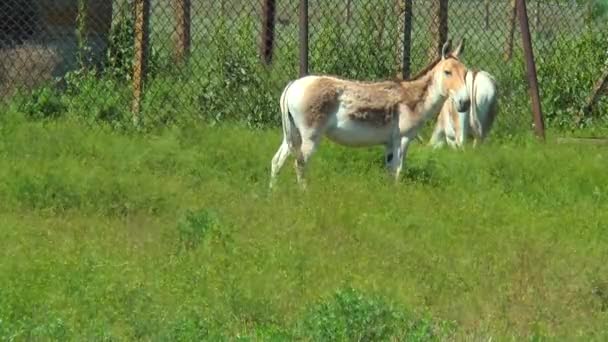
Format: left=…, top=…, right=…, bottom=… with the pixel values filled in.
left=298, top=287, right=445, bottom=340
left=0, top=116, right=606, bottom=340
left=4, top=0, right=607, bottom=133
left=1, top=1, right=607, bottom=340
left=539, top=29, right=608, bottom=128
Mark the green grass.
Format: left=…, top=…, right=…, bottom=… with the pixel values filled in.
left=0, top=114, right=607, bottom=340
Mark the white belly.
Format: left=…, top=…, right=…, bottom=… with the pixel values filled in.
left=325, top=113, right=393, bottom=147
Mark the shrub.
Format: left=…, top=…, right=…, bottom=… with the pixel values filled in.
left=177, top=208, right=221, bottom=251
left=9, top=86, right=65, bottom=120
left=299, top=287, right=442, bottom=341
left=538, top=29, right=608, bottom=128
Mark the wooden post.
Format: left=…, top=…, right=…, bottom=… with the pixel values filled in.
left=132, top=0, right=151, bottom=124
left=517, top=0, right=545, bottom=140
left=299, top=0, right=309, bottom=77
left=174, top=0, right=191, bottom=63
left=504, top=0, right=517, bottom=61
left=260, top=0, right=276, bottom=65
left=428, top=0, right=448, bottom=60
left=396, top=0, right=413, bottom=79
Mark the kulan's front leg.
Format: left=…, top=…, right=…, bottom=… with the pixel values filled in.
left=385, top=126, right=405, bottom=182
left=384, top=144, right=402, bottom=182
left=429, top=123, right=446, bottom=149
left=395, top=136, right=413, bottom=181
left=387, top=137, right=408, bottom=183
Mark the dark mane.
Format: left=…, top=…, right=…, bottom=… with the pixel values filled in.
left=306, top=54, right=457, bottom=86
left=310, top=73, right=401, bottom=86
left=408, top=54, right=459, bottom=81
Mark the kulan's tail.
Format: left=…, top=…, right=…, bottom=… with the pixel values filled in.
left=279, top=80, right=299, bottom=149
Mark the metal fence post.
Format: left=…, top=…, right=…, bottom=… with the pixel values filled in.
left=260, top=0, right=276, bottom=65
left=516, top=0, right=545, bottom=140
left=504, top=0, right=517, bottom=61
left=398, top=0, right=413, bottom=79
left=429, top=0, right=448, bottom=60
left=132, top=0, right=151, bottom=125
left=299, top=0, right=309, bottom=77
left=174, top=0, right=191, bottom=63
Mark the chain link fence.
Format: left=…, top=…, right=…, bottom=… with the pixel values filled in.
left=1, top=0, right=607, bottom=134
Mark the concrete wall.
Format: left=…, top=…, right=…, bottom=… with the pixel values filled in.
left=1, top=0, right=113, bottom=98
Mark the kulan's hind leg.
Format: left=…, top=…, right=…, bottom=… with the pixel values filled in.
left=429, top=124, right=446, bottom=149
left=269, top=140, right=292, bottom=189
left=294, top=137, right=319, bottom=189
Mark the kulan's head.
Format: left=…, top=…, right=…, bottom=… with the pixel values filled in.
left=434, top=39, right=470, bottom=112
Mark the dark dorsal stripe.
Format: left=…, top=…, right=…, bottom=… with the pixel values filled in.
left=409, top=55, right=460, bottom=81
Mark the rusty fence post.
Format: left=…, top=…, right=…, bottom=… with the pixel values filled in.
left=400, top=0, right=413, bottom=79
left=504, top=0, right=517, bottom=61
left=260, top=0, right=276, bottom=65
left=516, top=0, right=545, bottom=140
left=132, top=0, right=151, bottom=124
left=174, top=0, right=191, bottom=63
left=428, top=0, right=448, bottom=60
left=299, top=0, right=309, bottom=77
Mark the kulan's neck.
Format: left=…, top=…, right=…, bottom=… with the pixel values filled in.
left=400, top=70, right=447, bottom=121
left=422, top=74, right=447, bottom=119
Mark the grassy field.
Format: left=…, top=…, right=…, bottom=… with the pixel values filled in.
left=1, top=0, right=607, bottom=339
left=0, top=113, right=607, bottom=340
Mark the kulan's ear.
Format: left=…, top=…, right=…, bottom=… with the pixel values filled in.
left=441, top=39, right=452, bottom=60
left=452, top=38, right=465, bottom=58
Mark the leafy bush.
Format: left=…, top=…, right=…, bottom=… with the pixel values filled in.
left=62, top=69, right=131, bottom=128
left=299, top=287, right=442, bottom=341
left=538, top=29, right=608, bottom=128
left=188, top=17, right=283, bottom=128
left=310, top=3, right=397, bottom=80
left=177, top=208, right=221, bottom=251
left=589, top=0, right=608, bottom=22
left=9, top=86, right=66, bottom=120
